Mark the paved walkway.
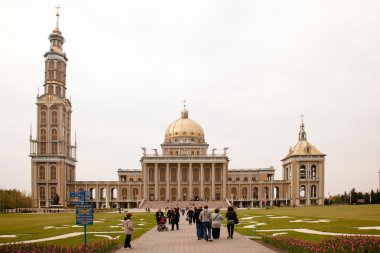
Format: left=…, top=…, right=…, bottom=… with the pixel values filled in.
left=116, top=215, right=275, bottom=253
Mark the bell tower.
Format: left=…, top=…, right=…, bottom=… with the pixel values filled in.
left=30, top=7, right=77, bottom=208
left=281, top=116, right=326, bottom=206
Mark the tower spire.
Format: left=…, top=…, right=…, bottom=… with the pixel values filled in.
left=298, top=114, right=307, bottom=141
left=55, top=5, right=61, bottom=30
left=181, top=99, right=188, bottom=118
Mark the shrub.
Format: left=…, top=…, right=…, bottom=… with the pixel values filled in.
left=262, top=235, right=380, bottom=253
left=0, top=240, right=118, bottom=253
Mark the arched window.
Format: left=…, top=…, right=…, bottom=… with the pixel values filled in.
left=236, top=177, right=240, bottom=182
left=50, top=186, right=57, bottom=199
left=159, top=168, right=166, bottom=181
left=171, top=168, right=177, bottom=181
left=41, top=129, right=47, bottom=141
left=56, top=86, right=61, bottom=96
left=204, top=188, right=210, bottom=201
left=57, top=62, right=63, bottom=82
left=39, top=186, right=46, bottom=199
left=227, top=177, right=232, bottom=182
left=311, top=165, right=317, bottom=179
left=40, top=143, right=46, bottom=154
left=182, top=168, right=188, bottom=181
left=171, top=188, right=176, bottom=201
left=129, top=178, right=134, bottom=182
left=48, top=61, right=54, bottom=80
left=193, top=168, right=199, bottom=181
left=215, top=168, right=222, bottom=181
left=52, top=129, right=58, bottom=140
left=160, top=188, right=166, bottom=201
left=252, top=177, right=256, bottom=181
left=204, top=167, right=210, bottom=181
left=48, top=85, right=54, bottom=94
left=243, top=177, right=248, bottom=182
left=148, top=168, right=154, bottom=182
left=52, top=143, right=57, bottom=154
left=300, top=165, right=306, bottom=179
left=41, top=111, right=47, bottom=124
left=50, top=166, right=56, bottom=180
left=39, top=166, right=45, bottom=180
left=52, top=111, right=58, bottom=124
left=193, top=188, right=199, bottom=198
left=311, top=185, right=317, bottom=198
left=300, top=185, right=306, bottom=198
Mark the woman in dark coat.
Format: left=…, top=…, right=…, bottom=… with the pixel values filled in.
left=225, top=206, right=238, bottom=239
left=170, top=208, right=180, bottom=230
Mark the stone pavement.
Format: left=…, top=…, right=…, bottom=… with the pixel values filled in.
left=116, top=214, right=276, bottom=253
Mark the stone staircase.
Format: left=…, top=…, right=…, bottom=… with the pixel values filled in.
left=140, top=200, right=229, bottom=210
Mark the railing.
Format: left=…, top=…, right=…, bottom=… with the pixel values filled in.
left=141, top=155, right=228, bottom=161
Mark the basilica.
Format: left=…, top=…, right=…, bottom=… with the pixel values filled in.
left=30, top=11, right=326, bottom=209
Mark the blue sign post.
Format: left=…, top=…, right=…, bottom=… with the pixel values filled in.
left=68, top=191, right=93, bottom=248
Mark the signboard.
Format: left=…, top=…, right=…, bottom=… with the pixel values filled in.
left=76, top=204, right=94, bottom=225
left=68, top=191, right=93, bottom=248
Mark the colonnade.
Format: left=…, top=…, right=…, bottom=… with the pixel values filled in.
left=142, top=162, right=228, bottom=201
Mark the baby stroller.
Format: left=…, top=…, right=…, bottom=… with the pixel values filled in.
left=157, top=217, right=168, bottom=232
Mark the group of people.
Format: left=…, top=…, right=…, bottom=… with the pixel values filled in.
left=155, top=207, right=181, bottom=230
left=121, top=205, right=239, bottom=250
left=193, top=205, right=238, bottom=241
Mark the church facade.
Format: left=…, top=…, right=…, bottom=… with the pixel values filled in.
left=30, top=11, right=326, bottom=209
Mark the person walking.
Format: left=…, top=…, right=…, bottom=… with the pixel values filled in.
left=123, top=212, right=135, bottom=250
left=211, top=208, right=224, bottom=239
left=193, top=206, right=203, bottom=240
left=170, top=208, right=180, bottom=230
left=199, top=205, right=213, bottom=242
left=187, top=208, right=194, bottom=225
left=225, top=206, right=238, bottom=239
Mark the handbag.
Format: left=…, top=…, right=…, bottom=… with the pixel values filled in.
left=234, top=217, right=239, bottom=224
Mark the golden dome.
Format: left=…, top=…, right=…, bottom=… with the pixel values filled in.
left=165, top=109, right=205, bottom=144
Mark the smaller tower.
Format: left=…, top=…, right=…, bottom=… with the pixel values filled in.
left=281, top=117, right=326, bottom=206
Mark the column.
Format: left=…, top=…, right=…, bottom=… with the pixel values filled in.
left=211, top=163, right=215, bottom=200
left=222, top=163, right=227, bottom=199
left=200, top=163, right=204, bottom=199
left=154, top=163, right=158, bottom=201
left=177, top=163, right=181, bottom=201
left=143, top=164, right=148, bottom=200
left=189, top=163, right=193, bottom=200
left=166, top=163, right=170, bottom=201
left=259, top=183, right=262, bottom=208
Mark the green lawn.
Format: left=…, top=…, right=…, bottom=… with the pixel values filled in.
left=227, top=205, right=380, bottom=241
left=0, top=205, right=379, bottom=247
left=0, top=211, right=157, bottom=247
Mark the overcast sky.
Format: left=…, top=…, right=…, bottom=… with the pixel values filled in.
left=1, top=1, right=379, bottom=195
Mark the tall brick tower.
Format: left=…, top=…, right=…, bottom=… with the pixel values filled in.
left=30, top=7, right=77, bottom=208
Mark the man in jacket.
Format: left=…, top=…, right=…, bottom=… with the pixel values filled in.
left=199, top=205, right=213, bottom=242
left=193, top=206, right=203, bottom=240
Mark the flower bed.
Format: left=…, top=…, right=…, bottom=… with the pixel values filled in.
left=262, top=235, right=380, bottom=253
left=0, top=241, right=118, bottom=253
